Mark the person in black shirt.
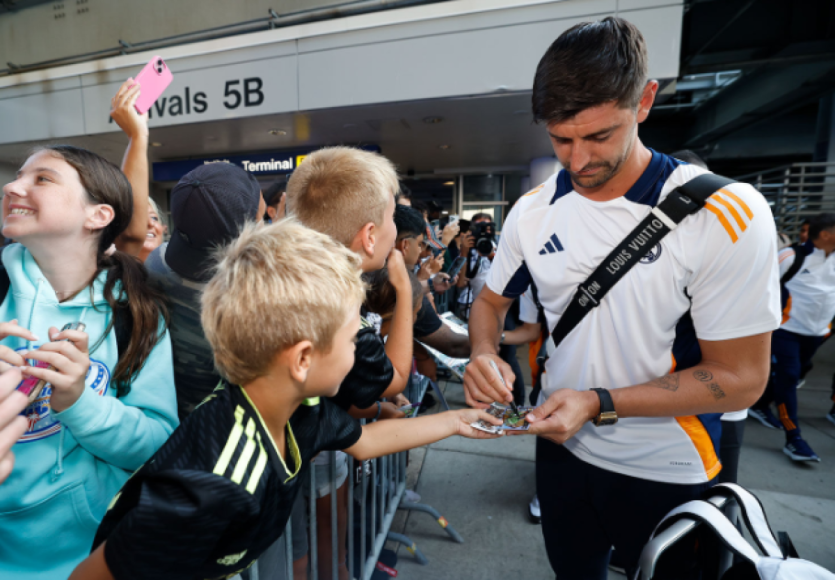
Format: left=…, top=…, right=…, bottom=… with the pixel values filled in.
left=71, top=220, right=501, bottom=580
left=393, top=205, right=470, bottom=359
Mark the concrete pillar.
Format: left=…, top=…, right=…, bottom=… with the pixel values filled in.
left=529, top=157, right=561, bottom=189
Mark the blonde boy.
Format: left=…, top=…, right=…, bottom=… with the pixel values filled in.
left=71, top=220, right=499, bottom=580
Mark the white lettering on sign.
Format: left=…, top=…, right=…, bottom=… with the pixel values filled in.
left=81, top=54, right=298, bottom=134
left=242, top=159, right=293, bottom=172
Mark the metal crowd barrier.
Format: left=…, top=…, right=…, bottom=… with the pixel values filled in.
left=248, top=374, right=462, bottom=580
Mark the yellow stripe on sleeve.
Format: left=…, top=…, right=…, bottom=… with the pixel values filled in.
left=214, top=406, right=246, bottom=477
left=704, top=203, right=739, bottom=243
left=246, top=434, right=269, bottom=494
left=231, top=418, right=258, bottom=485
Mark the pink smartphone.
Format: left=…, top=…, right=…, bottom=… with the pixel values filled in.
left=133, top=55, right=173, bottom=114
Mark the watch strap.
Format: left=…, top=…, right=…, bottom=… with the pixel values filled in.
left=590, top=388, right=617, bottom=426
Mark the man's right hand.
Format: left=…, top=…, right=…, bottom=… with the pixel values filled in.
left=386, top=248, right=411, bottom=293
left=463, top=354, right=516, bottom=409
left=110, top=79, right=149, bottom=140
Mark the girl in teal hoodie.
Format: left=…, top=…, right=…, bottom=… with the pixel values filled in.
left=0, top=145, right=178, bottom=580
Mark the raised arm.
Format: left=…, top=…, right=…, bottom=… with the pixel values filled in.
left=462, top=286, right=516, bottom=409
left=380, top=249, right=414, bottom=398
left=110, top=79, right=151, bottom=257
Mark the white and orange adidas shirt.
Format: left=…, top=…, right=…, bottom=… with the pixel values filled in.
left=778, top=243, right=835, bottom=336
left=487, top=150, right=781, bottom=484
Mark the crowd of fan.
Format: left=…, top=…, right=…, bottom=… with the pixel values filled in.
left=0, top=74, right=515, bottom=580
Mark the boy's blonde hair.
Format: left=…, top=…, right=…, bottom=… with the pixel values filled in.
left=286, top=147, right=399, bottom=246
left=201, top=219, right=365, bottom=385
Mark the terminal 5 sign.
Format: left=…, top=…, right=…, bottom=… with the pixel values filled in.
left=152, top=145, right=380, bottom=181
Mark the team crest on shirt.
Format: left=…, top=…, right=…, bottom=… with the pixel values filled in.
left=15, top=346, right=111, bottom=443
left=640, top=244, right=663, bottom=264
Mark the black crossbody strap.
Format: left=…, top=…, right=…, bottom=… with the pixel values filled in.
left=548, top=173, right=735, bottom=352
left=780, top=242, right=807, bottom=285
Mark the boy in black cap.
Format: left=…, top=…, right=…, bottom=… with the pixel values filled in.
left=145, top=163, right=265, bottom=419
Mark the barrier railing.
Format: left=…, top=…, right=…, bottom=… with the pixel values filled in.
left=736, top=162, right=835, bottom=238
left=246, top=374, right=461, bottom=580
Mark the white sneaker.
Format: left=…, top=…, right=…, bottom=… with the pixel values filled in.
left=528, top=495, right=541, bottom=524
left=404, top=489, right=421, bottom=503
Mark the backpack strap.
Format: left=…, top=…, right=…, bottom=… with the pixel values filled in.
left=547, top=173, right=735, bottom=354
left=703, top=483, right=783, bottom=558
left=638, top=500, right=760, bottom=580
left=780, top=242, right=809, bottom=285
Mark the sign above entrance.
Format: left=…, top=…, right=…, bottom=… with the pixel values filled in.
left=152, top=145, right=380, bottom=182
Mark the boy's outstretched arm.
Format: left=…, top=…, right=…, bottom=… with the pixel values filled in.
left=70, top=543, right=114, bottom=580
left=111, top=78, right=151, bottom=257
left=344, top=409, right=502, bottom=461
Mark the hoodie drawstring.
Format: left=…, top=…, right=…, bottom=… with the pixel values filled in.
left=51, top=427, right=65, bottom=482
left=26, top=278, right=43, bottom=351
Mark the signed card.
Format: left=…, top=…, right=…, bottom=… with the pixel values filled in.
left=470, top=402, right=532, bottom=433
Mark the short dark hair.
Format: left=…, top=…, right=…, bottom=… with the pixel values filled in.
left=670, top=150, right=708, bottom=169
left=364, top=268, right=423, bottom=318
left=471, top=212, right=492, bottom=222
left=394, top=204, right=426, bottom=240
left=532, top=16, right=648, bottom=124
left=808, top=212, right=835, bottom=241
left=263, top=177, right=287, bottom=208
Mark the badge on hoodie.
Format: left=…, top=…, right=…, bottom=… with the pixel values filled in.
left=16, top=347, right=111, bottom=443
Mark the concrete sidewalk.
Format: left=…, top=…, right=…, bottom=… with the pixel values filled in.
left=387, top=340, right=835, bottom=579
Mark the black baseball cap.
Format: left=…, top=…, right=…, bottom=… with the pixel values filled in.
left=166, top=163, right=262, bottom=282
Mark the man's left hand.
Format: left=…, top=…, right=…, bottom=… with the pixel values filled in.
left=521, top=389, right=601, bottom=444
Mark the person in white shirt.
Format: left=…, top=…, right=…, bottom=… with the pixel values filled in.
left=462, top=17, right=780, bottom=579
left=749, top=212, right=835, bottom=462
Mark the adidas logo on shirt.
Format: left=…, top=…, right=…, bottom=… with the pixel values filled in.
left=801, top=269, right=811, bottom=274
left=539, top=233, right=564, bottom=255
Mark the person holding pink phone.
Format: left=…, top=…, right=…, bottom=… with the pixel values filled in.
left=0, top=144, right=178, bottom=580
left=110, top=78, right=167, bottom=261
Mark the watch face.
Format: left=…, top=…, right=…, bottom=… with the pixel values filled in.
left=595, top=412, right=618, bottom=426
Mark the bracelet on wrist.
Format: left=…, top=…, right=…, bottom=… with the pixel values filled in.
left=374, top=401, right=383, bottom=421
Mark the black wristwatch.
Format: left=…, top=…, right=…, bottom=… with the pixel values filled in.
left=590, top=388, right=618, bottom=427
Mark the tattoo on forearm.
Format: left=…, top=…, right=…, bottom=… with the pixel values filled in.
left=706, top=383, right=726, bottom=400
left=648, top=374, right=680, bottom=392
left=692, top=369, right=725, bottom=399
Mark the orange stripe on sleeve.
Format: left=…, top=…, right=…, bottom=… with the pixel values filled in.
left=779, top=250, right=796, bottom=264
left=523, top=185, right=544, bottom=198
left=718, top=188, right=754, bottom=219
left=705, top=203, right=739, bottom=243
left=676, top=416, right=722, bottom=480
left=670, top=353, right=677, bottom=373
left=711, top=194, right=748, bottom=232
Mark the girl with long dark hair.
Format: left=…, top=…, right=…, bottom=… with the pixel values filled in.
left=0, top=145, right=178, bottom=580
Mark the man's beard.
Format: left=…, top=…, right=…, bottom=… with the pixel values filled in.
left=567, top=140, right=633, bottom=190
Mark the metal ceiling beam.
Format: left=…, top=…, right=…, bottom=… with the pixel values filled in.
left=685, top=61, right=835, bottom=147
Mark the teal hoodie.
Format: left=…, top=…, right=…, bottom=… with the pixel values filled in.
left=0, top=244, right=179, bottom=580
